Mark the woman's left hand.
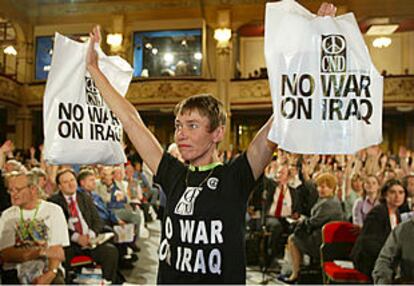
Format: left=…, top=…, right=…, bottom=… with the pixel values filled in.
left=317, top=2, right=337, bottom=17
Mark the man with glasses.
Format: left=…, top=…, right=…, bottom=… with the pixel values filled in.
left=0, top=170, right=69, bottom=284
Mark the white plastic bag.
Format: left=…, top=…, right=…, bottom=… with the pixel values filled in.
left=265, top=0, right=383, bottom=154
left=43, top=33, right=133, bottom=165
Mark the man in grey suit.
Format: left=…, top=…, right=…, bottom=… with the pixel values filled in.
left=49, top=168, right=119, bottom=283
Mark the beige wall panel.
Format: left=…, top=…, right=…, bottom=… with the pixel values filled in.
left=365, top=34, right=404, bottom=75
left=239, top=36, right=264, bottom=79
left=405, top=32, right=414, bottom=74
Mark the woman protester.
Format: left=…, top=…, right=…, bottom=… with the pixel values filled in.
left=88, top=30, right=274, bottom=285
left=85, top=2, right=336, bottom=283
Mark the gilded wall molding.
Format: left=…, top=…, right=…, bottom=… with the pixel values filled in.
left=24, top=79, right=216, bottom=107
left=383, top=76, right=414, bottom=104
left=18, top=76, right=414, bottom=108
left=25, top=84, right=45, bottom=106
left=127, top=80, right=216, bottom=104
left=230, top=79, right=271, bottom=101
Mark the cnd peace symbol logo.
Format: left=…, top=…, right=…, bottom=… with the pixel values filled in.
left=207, top=177, right=219, bottom=190
left=320, top=34, right=346, bottom=73
left=321, top=35, right=346, bottom=55
left=85, top=76, right=104, bottom=107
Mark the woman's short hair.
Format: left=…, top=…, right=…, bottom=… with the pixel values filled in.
left=174, top=94, right=226, bottom=132
left=315, top=172, right=337, bottom=190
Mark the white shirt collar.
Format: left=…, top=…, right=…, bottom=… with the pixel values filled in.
left=63, top=193, right=77, bottom=204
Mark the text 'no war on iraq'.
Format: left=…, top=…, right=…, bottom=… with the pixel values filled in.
left=57, top=102, right=122, bottom=141
left=280, top=73, right=374, bottom=124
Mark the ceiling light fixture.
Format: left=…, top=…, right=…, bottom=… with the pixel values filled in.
left=366, top=24, right=399, bottom=36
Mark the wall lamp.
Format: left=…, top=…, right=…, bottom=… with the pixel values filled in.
left=214, top=28, right=232, bottom=49
left=4, top=45, right=17, bottom=56
left=106, top=33, right=123, bottom=48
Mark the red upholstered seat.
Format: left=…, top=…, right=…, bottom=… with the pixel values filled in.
left=322, top=222, right=359, bottom=243
left=321, top=221, right=370, bottom=284
left=70, top=255, right=94, bottom=267
left=323, top=262, right=370, bottom=282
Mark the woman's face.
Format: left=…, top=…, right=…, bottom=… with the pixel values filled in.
left=388, top=159, right=397, bottom=169
left=364, top=176, right=379, bottom=196
left=174, top=109, right=222, bottom=166
left=351, top=178, right=363, bottom=192
left=385, top=184, right=405, bottom=209
left=317, top=182, right=335, bottom=198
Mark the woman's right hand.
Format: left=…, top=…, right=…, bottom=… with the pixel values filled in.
left=86, top=25, right=101, bottom=72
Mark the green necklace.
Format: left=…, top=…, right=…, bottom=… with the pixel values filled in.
left=19, top=201, right=40, bottom=240
left=188, top=161, right=222, bottom=172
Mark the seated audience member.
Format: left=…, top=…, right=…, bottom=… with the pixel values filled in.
left=95, top=166, right=113, bottom=203
left=399, top=174, right=414, bottom=215
left=133, top=160, right=158, bottom=205
left=352, top=175, right=380, bottom=226
left=0, top=170, right=69, bottom=284
left=49, top=169, right=119, bottom=283
left=125, top=164, right=154, bottom=222
left=113, top=166, right=128, bottom=195
left=125, top=164, right=143, bottom=202
left=3, top=160, right=25, bottom=173
left=343, top=174, right=363, bottom=221
left=351, top=179, right=406, bottom=279
left=264, top=165, right=297, bottom=260
left=282, top=172, right=344, bottom=283
left=2, top=143, right=27, bottom=214
left=372, top=216, right=414, bottom=284
left=77, top=169, right=120, bottom=226
left=98, top=167, right=143, bottom=242
left=78, top=168, right=137, bottom=268
left=30, top=167, right=48, bottom=199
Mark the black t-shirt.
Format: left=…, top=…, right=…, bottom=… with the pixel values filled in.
left=154, top=152, right=257, bottom=284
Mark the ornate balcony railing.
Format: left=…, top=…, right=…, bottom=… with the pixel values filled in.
left=5, top=75, right=414, bottom=109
